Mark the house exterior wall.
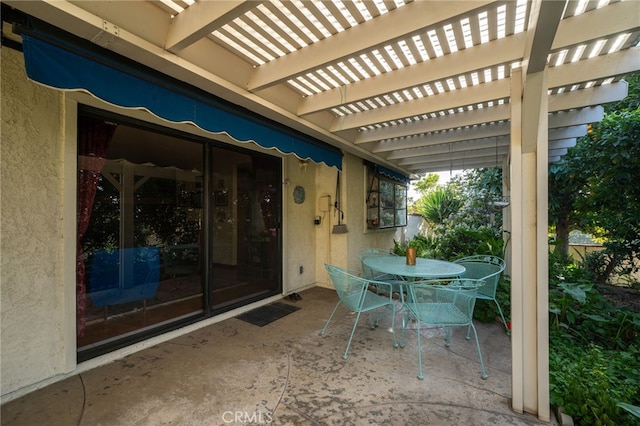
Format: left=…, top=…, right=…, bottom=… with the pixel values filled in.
left=1, top=46, right=70, bottom=396
left=343, top=154, right=407, bottom=271
left=284, top=157, right=318, bottom=293
left=314, top=160, right=337, bottom=287
left=0, top=46, right=401, bottom=400
left=313, top=154, right=404, bottom=287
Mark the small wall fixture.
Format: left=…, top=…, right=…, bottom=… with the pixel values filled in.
left=332, top=170, right=348, bottom=234
left=487, top=196, right=510, bottom=209
left=332, top=207, right=348, bottom=234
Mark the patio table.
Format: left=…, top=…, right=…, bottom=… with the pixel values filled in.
left=362, top=255, right=465, bottom=280
left=362, top=255, right=467, bottom=330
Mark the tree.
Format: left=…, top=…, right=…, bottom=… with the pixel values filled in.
left=409, top=173, right=440, bottom=213
left=548, top=72, right=640, bottom=279
left=577, top=109, right=640, bottom=282
left=404, top=168, right=506, bottom=260
left=548, top=149, right=588, bottom=258
left=576, top=111, right=640, bottom=241
left=412, top=173, right=440, bottom=195
left=447, top=168, right=505, bottom=230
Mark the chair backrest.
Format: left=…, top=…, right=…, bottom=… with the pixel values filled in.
left=407, top=279, right=485, bottom=326
left=357, top=248, right=396, bottom=280
left=89, top=247, right=160, bottom=307
left=454, top=255, right=505, bottom=298
left=325, top=264, right=370, bottom=312
left=357, top=248, right=395, bottom=260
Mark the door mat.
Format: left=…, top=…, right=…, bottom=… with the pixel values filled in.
left=236, top=302, right=300, bottom=327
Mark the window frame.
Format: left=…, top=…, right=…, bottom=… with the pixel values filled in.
left=365, top=165, right=408, bottom=230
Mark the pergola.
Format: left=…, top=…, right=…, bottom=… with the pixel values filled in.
left=5, top=0, right=638, bottom=174
left=4, top=0, right=639, bottom=421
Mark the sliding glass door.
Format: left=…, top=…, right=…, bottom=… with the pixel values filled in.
left=77, top=110, right=281, bottom=359
left=208, top=147, right=281, bottom=311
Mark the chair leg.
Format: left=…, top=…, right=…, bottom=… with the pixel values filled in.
left=494, top=299, right=510, bottom=335
left=320, top=301, right=342, bottom=336
left=469, top=322, right=489, bottom=380
left=400, top=310, right=410, bottom=348
left=343, top=311, right=363, bottom=359
left=416, top=319, right=424, bottom=380
left=390, top=304, right=398, bottom=348
left=365, top=305, right=397, bottom=347
left=467, top=299, right=509, bottom=338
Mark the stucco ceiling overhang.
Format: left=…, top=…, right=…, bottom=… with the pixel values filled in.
left=3, top=0, right=639, bottom=178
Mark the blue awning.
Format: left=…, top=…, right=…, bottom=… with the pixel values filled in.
left=364, top=161, right=410, bottom=184
left=20, top=28, right=342, bottom=169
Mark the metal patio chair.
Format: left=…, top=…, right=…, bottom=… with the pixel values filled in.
left=322, top=264, right=398, bottom=359
left=357, top=248, right=406, bottom=302
left=454, top=255, right=508, bottom=335
left=89, top=247, right=161, bottom=309
left=401, top=278, right=488, bottom=380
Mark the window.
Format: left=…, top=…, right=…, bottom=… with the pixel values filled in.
left=366, top=165, right=407, bottom=229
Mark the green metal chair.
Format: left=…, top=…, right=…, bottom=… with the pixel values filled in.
left=357, top=248, right=406, bottom=302
left=322, top=264, right=398, bottom=359
left=454, top=255, right=508, bottom=335
left=401, top=278, right=488, bottom=380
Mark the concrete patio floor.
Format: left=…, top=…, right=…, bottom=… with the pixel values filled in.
left=1, top=287, right=551, bottom=425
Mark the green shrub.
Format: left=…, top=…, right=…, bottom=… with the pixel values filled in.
left=549, top=255, right=640, bottom=424
left=435, top=225, right=505, bottom=260
left=584, top=244, right=640, bottom=287
left=549, top=276, right=640, bottom=351
left=392, top=234, right=439, bottom=259
left=416, top=186, right=462, bottom=226
left=550, top=342, right=640, bottom=425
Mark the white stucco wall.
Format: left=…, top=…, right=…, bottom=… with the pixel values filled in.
left=343, top=154, right=406, bottom=269
left=1, top=47, right=69, bottom=396
left=284, top=158, right=318, bottom=293
left=314, top=160, right=339, bottom=287
left=314, top=153, right=404, bottom=287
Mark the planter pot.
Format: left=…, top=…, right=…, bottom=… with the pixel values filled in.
left=406, top=247, right=417, bottom=265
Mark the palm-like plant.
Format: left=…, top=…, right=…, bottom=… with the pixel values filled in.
left=417, top=186, right=462, bottom=226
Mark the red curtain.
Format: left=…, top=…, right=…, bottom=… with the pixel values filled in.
left=76, top=116, right=116, bottom=337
